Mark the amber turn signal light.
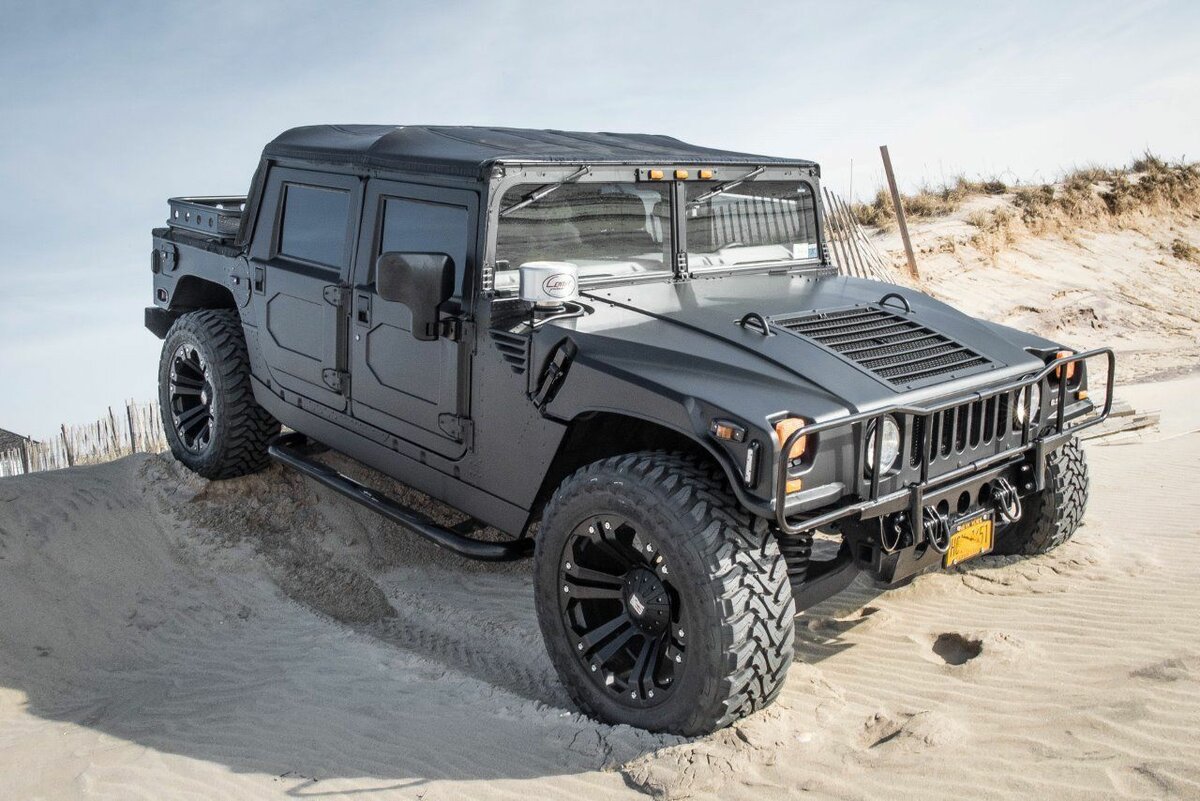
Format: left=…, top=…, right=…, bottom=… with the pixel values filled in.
left=709, top=419, right=746, bottom=442
left=774, top=418, right=808, bottom=461
left=1054, top=350, right=1076, bottom=381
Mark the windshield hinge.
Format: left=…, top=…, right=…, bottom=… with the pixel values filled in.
left=673, top=252, right=691, bottom=278
left=668, top=182, right=691, bottom=280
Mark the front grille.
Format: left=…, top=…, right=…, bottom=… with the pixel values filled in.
left=909, top=391, right=1017, bottom=468
left=774, top=306, right=991, bottom=386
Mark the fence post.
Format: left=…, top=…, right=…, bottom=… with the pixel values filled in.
left=108, top=406, right=123, bottom=455
left=60, top=424, right=74, bottom=467
left=880, top=145, right=920, bottom=281
left=126, top=401, right=139, bottom=453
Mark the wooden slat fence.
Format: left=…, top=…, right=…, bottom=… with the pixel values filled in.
left=820, top=188, right=897, bottom=283
left=0, top=400, right=168, bottom=478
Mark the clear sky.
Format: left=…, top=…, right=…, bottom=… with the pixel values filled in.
left=1, top=0, right=1197, bottom=438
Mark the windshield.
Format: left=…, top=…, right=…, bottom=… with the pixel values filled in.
left=492, top=177, right=821, bottom=292
left=685, top=180, right=820, bottom=270
left=494, top=182, right=671, bottom=292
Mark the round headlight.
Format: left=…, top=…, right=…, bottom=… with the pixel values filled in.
left=1014, top=383, right=1042, bottom=426
left=866, top=416, right=901, bottom=474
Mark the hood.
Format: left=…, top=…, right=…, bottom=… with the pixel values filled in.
left=575, top=272, right=1049, bottom=416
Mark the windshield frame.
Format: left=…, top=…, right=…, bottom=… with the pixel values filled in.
left=483, top=162, right=826, bottom=296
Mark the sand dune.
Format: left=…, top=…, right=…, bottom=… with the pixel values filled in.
left=1, top=372, right=1198, bottom=800
left=873, top=195, right=1200, bottom=384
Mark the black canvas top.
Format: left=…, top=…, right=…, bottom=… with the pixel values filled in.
left=263, top=125, right=815, bottom=178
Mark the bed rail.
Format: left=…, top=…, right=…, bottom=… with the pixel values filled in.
left=166, top=196, right=246, bottom=240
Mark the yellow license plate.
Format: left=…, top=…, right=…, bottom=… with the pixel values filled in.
left=943, top=515, right=994, bottom=568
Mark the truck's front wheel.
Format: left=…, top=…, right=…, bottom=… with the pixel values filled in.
left=534, top=451, right=795, bottom=735
left=158, top=309, right=280, bottom=479
left=993, top=437, right=1090, bottom=555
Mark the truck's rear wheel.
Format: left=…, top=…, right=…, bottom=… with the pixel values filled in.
left=994, top=437, right=1089, bottom=555
left=159, top=309, right=280, bottom=479
left=535, top=451, right=795, bottom=735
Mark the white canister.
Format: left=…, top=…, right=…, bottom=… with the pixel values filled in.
left=519, top=261, right=579, bottom=309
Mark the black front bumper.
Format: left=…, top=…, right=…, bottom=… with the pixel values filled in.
left=774, top=348, right=1115, bottom=539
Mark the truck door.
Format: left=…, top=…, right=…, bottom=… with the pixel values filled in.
left=349, top=180, right=476, bottom=459
left=248, top=168, right=361, bottom=412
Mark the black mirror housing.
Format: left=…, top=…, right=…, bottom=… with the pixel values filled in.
left=376, top=252, right=455, bottom=341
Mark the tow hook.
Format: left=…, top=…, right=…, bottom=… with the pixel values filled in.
left=992, top=477, right=1023, bottom=524
left=921, top=506, right=952, bottom=554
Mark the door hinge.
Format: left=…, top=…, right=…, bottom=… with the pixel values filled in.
left=438, top=317, right=474, bottom=343
left=322, top=368, right=350, bottom=393
left=438, top=413, right=474, bottom=445
left=323, top=284, right=349, bottom=307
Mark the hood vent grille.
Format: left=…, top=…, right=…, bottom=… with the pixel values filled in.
left=772, top=305, right=991, bottom=386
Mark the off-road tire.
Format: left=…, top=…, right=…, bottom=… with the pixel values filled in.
left=994, top=437, right=1089, bottom=555
left=159, top=309, right=280, bottom=479
left=535, top=451, right=795, bottom=735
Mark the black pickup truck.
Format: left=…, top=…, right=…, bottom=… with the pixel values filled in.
left=147, top=125, right=1113, bottom=735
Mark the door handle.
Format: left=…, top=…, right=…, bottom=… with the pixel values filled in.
left=356, top=292, right=372, bottom=326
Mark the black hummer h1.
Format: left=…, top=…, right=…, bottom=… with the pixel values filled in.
left=147, top=126, right=1113, bottom=735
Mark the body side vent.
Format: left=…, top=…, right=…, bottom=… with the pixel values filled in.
left=490, top=329, right=529, bottom=374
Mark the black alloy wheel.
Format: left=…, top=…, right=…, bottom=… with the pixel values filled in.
left=168, top=342, right=215, bottom=453
left=559, top=513, right=685, bottom=707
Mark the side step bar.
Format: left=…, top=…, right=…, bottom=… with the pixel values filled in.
left=268, top=433, right=533, bottom=562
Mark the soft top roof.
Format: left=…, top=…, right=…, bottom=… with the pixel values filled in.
left=263, top=125, right=815, bottom=178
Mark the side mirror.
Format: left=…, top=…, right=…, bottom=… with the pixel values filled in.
left=375, top=252, right=455, bottom=341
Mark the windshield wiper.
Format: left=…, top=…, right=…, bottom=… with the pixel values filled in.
left=499, top=165, right=591, bottom=217
left=687, top=165, right=765, bottom=206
